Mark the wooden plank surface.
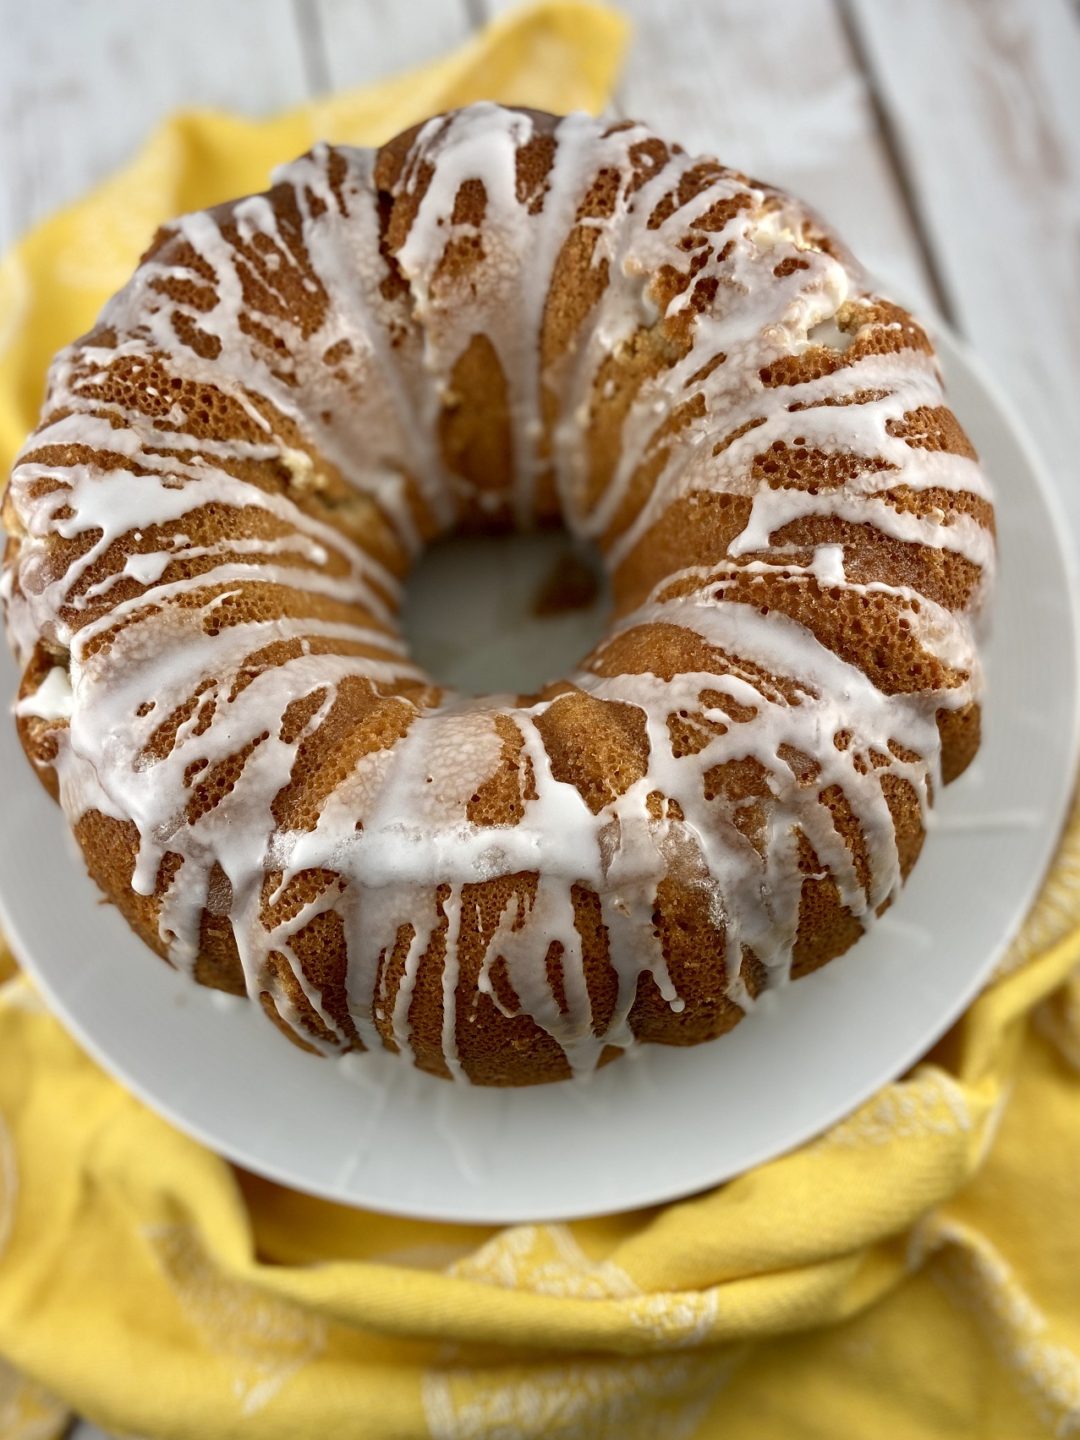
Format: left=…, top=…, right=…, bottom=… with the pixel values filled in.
left=0, top=0, right=309, bottom=252
left=849, top=0, right=1080, bottom=531
left=303, top=0, right=473, bottom=91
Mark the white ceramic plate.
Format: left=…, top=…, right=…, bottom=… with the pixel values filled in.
left=1, top=324, right=1077, bottom=1223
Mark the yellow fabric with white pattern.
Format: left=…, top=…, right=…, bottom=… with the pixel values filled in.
left=2, top=3, right=1080, bottom=1436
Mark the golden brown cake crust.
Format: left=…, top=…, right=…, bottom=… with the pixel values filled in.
left=1, top=105, right=994, bottom=1084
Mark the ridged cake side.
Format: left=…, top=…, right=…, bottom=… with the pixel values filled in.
left=1, top=105, right=994, bottom=1084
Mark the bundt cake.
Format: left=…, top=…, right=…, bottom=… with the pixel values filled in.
left=1, top=104, right=994, bottom=1086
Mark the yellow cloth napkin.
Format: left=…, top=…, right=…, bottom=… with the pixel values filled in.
left=3, top=4, right=1080, bottom=1436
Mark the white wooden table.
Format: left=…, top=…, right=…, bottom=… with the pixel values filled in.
left=0, top=1, right=1077, bottom=1435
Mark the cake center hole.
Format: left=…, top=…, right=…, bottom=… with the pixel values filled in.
left=402, top=530, right=610, bottom=697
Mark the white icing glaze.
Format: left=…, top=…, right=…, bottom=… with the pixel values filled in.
left=14, top=664, right=72, bottom=720
left=1, top=106, right=994, bottom=1081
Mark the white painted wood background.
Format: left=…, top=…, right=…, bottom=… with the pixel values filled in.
left=0, top=1, right=1076, bottom=1433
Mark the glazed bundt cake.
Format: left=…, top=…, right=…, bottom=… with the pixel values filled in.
left=2, top=104, right=994, bottom=1086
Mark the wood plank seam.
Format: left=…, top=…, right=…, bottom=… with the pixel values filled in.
left=460, top=0, right=488, bottom=33
left=293, top=0, right=332, bottom=95
left=833, top=0, right=958, bottom=325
